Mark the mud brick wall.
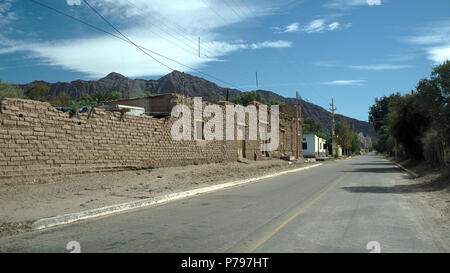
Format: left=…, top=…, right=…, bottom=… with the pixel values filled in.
left=0, top=97, right=301, bottom=181
left=0, top=98, right=239, bottom=180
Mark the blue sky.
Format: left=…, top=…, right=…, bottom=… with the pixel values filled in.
left=1, top=0, right=450, bottom=121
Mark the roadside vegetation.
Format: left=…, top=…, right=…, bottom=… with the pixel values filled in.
left=232, top=91, right=284, bottom=106
left=303, top=118, right=363, bottom=157
left=369, top=61, right=449, bottom=168
left=0, top=79, right=24, bottom=101
left=0, top=81, right=124, bottom=108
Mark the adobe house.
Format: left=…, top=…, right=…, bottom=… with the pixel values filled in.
left=103, top=94, right=303, bottom=161
left=0, top=94, right=304, bottom=180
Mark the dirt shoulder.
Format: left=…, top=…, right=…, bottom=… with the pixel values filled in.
left=390, top=158, right=450, bottom=251
left=0, top=158, right=318, bottom=237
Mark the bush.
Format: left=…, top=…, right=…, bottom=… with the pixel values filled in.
left=0, top=79, right=24, bottom=100
left=25, top=84, right=50, bottom=101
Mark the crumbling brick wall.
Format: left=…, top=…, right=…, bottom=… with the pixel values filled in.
left=0, top=97, right=300, bottom=182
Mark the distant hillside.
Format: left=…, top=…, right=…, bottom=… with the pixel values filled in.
left=15, top=71, right=377, bottom=140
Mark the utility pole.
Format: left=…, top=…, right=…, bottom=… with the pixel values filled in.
left=181, top=72, right=185, bottom=104
left=330, top=98, right=337, bottom=157
left=226, top=88, right=229, bottom=102
left=296, top=91, right=302, bottom=159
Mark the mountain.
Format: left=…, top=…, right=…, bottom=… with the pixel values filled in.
left=15, top=71, right=377, bottom=140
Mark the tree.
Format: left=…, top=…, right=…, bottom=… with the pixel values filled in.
left=268, top=99, right=284, bottom=106
left=369, top=93, right=401, bottom=132
left=387, top=94, right=431, bottom=160
left=0, top=79, right=24, bottom=101
left=76, top=94, right=97, bottom=107
left=232, top=91, right=267, bottom=106
left=351, top=133, right=361, bottom=155
left=141, top=91, right=155, bottom=97
left=414, top=60, right=450, bottom=164
left=91, top=91, right=120, bottom=103
left=110, top=91, right=123, bottom=101
left=336, top=120, right=353, bottom=155
left=369, top=61, right=449, bottom=164
left=303, top=118, right=322, bottom=135
left=369, top=93, right=402, bottom=155
left=76, top=91, right=123, bottom=107
left=51, top=92, right=74, bottom=107
left=25, top=84, right=50, bottom=101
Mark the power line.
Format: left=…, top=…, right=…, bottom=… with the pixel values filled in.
left=229, top=0, right=251, bottom=18
left=124, top=0, right=214, bottom=57
left=81, top=0, right=175, bottom=72
left=125, top=0, right=216, bottom=56
left=223, top=0, right=243, bottom=20
left=233, top=0, right=254, bottom=18
left=30, top=0, right=243, bottom=91
left=201, top=0, right=229, bottom=24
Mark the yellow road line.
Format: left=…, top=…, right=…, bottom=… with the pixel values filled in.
left=248, top=174, right=348, bottom=252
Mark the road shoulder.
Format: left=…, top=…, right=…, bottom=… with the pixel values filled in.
left=0, top=158, right=322, bottom=237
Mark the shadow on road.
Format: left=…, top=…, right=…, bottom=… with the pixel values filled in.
left=351, top=163, right=394, bottom=166
left=341, top=175, right=449, bottom=194
left=341, top=167, right=402, bottom=174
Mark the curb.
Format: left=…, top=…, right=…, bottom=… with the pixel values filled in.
left=32, top=163, right=323, bottom=230
left=391, top=161, right=420, bottom=178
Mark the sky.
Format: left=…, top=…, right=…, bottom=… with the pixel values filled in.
left=1, top=0, right=450, bottom=121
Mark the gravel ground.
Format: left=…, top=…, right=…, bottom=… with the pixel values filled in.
left=392, top=158, right=449, bottom=251
left=0, top=158, right=315, bottom=237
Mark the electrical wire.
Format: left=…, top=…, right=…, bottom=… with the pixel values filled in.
left=30, top=0, right=243, bottom=90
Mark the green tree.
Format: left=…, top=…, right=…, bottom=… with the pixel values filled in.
left=110, top=91, right=123, bottom=101
left=76, top=93, right=97, bottom=107
left=232, top=91, right=267, bottom=106
left=303, top=118, right=322, bottom=135
left=51, top=92, right=74, bottom=107
left=369, top=61, right=449, bottom=164
left=268, top=99, right=284, bottom=106
left=76, top=91, right=123, bottom=107
left=351, top=133, right=361, bottom=155
left=369, top=93, right=401, bottom=132
left=0, top=79, right=24, bottom=100
left=25, top=84, right=50, bottom=101
left=336, top=120, right=353, bottom=155
left=141, top=91, right=155, bottom=97
left=369, top=93, right=402, bottom=155
left=387, top=94, right=431, bottom=160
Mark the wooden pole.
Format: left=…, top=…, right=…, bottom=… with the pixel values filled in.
left=330, top=98, right=337, bottom=157
left=296, top=91, right=300, bottom=159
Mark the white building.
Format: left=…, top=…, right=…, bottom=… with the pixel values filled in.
left=302, top=134, right=327, bottom=158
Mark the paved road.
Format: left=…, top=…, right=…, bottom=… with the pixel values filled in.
left=0, top=154, right=444, bottom=252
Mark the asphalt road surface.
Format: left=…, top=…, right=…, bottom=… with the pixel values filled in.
left=0, top=154, right=444, bottom=253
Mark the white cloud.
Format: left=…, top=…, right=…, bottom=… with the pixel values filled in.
left=328, top=22, right=341, bottom=31
left=0, top=0, right=17, bottom=27
left=66, top=0, right=82, bottom=5
left=322, top=80, right=366, bottom=86
left=349, top=64, right=413, bottom=71
left=405, top=21, right=450, bottom=64
left=312, top=61, right=339, bottom=67
left=273, top=18, right=347, bottom=34
left=303, top=19, right=327, bottom=33
left=325, top=0, right=382, bottom=9
left=249, top=40, right=292, bottom=49
left=303, top=19, right=345, bottom=33
left=0, top=34, right=292, bottom=78
left=0, top=0, right=291, bottom=78
left=427, top=46, right=450, bottom=64
left=366, top=0, right=381, bottom=6
left=285, top=22, right=300, bottom=33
